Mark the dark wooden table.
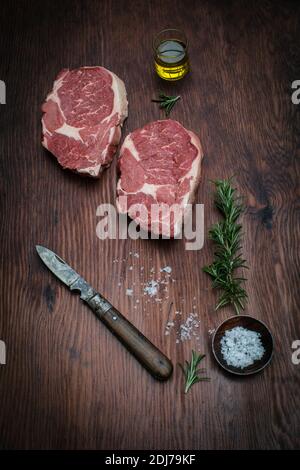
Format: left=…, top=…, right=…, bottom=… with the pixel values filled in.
left=0, top=0, right=299, bottom=450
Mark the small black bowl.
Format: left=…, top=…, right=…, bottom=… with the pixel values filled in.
left=212, top=315, right=274, bottom=375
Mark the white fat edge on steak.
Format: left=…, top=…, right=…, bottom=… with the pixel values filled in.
left=116, top=128, right=203, bottom=237
left=42, top=70, right=69, bottom=148
left=172, top=130, right=203, bottom=235
left=119, top=134, right=141, bottom=161
left=101, top=69, right=128, bottom=125
left=179, top=131, right=203, bottom=207
left=77, top=163, right=102, bottom=178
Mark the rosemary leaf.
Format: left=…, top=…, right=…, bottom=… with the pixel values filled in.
left=180, top=351, right=210, bottom=394
left=203, top=178, right=248, bottom=314
left=152, top=92, right=181, bottom=117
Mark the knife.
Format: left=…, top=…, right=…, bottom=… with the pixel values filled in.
left=36, top=245, right=173, bottom=381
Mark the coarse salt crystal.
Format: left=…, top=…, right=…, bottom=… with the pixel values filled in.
left=160, top=266, right=172, bottom=274
left=144, top=280, right=159, bottom=297
left=178, top=313, right=200, bottom=342
left=220, top=326, right=265, bottom=369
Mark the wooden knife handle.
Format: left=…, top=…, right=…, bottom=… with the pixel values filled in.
left=87, top=294, right=173, bottom=381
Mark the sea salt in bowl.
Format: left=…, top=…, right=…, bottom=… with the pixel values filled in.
left=212, top=315, right=274, bottom=375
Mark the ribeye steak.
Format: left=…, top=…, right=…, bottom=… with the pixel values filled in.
left=116, top=120, right=203, bottom=237
left=42, top=66, right=128, bottom=177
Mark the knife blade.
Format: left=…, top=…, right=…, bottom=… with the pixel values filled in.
left=36, top=245, right=173, bottom=380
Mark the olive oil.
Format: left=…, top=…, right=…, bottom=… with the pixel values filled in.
left=154, top=37, right=189, bottom=81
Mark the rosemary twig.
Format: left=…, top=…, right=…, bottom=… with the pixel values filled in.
left=180, top=351, right=210, bottom=394
left=152, top=92, right=181, bottom=117
left=203, top=178, right=248, bottom=314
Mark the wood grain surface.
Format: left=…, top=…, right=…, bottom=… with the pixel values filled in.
left=0, top=0, right=299, bottom=450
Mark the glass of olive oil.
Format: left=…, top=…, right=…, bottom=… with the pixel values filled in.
left=153, top=29, right=189, bottom=81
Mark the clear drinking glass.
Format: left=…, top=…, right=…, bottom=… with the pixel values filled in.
left=153, top=29, right=189, bottom=81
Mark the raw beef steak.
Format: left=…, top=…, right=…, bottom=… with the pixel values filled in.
left=42, top=66, right=128, bottom=177
left=116, top=120, right=203, bottom=237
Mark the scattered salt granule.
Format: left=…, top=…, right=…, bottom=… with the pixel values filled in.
left=178, top=313, right=200, bottom=342
left=164, top=311, right=201, bottom=344
left=208, top=328, right=215, bottom=336
left=113, top=256, right=175, bottom=304
left=160, top=266, right=172, bottom=274
left=144, top=280, right=159, bottom=297
left=220, top=326, right=265, bottom=369
left=165, top=320, right=175, bottom=336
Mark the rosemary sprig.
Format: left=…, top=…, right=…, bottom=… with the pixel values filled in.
left=180, top=351, right=210, bottom=394
left=152, top=92, right=181, bottom=117
left=203, top=178, right=248, bottom=314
